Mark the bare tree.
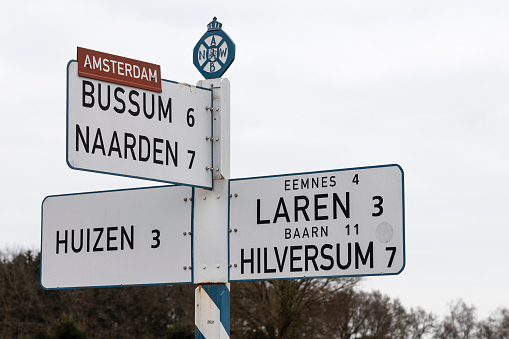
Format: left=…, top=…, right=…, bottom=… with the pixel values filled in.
left=434, top=299, right=478, bottom=339
left=407, top=307, right=436, bottom=339
left=477, top=308, right=509, bottom=339
left=0, top=250, right=49, bottom=336
left=231, top=278, right=360, bottom=339
left=352, top=291, right=414, bottom=339
left=319, top=287, right=370, bottom=339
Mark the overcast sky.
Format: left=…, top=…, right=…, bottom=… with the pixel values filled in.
left=1, top=0, right=509, bottom=319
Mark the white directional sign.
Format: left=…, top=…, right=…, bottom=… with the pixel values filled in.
left=67, top=60, right=213, bottom=189
left=41, top=185, right=193, bottom=289
left=228, top=164, right=405, bottom=281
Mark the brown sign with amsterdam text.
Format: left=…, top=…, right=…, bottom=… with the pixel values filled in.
left=77, top=47, right=162, bottom=92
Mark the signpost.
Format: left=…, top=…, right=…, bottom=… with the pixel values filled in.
left=41, top=185, right=193, bottom=289
left=228, top=165, right=405, bottom=281
left=41, top=18, right=406, bottom=339
left=67, top=60, right=214, bottom=189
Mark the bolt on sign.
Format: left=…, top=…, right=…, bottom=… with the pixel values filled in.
left=228, top=164, right=405, bottom=281
left=68, top=49, right=214, bottom=189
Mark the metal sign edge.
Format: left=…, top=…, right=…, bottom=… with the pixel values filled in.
left=229, top=163, right=404, bottom=182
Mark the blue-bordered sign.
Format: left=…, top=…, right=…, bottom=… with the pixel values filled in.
left=41, top=185, right=194, bottom=289
left=66, top=60, right=213, bottom=189
left=228, top=164, right=405, bottom=282
left=193, top=17, right=236, bottom=79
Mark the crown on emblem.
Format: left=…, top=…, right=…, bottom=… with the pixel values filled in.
left=207, top=17, right=222, bottom=31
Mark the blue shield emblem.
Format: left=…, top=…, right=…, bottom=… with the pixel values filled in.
left=193, top=17, right=236, bottom=79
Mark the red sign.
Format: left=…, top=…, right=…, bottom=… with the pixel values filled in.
left=77, top=47, right=162, bottom=93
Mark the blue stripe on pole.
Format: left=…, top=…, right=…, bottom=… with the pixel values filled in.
left=195, top=325, right=205, bottom=339
left=202, top=284, right=220, bottom=308
left=219, top=285, right=230, bottom=337
left=199, top=284, right=230, bottom=338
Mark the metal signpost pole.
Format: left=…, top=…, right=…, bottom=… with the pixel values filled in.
left=193, top=78, right=231, bottom=339
left=192, top=18, right=235, bottom=339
